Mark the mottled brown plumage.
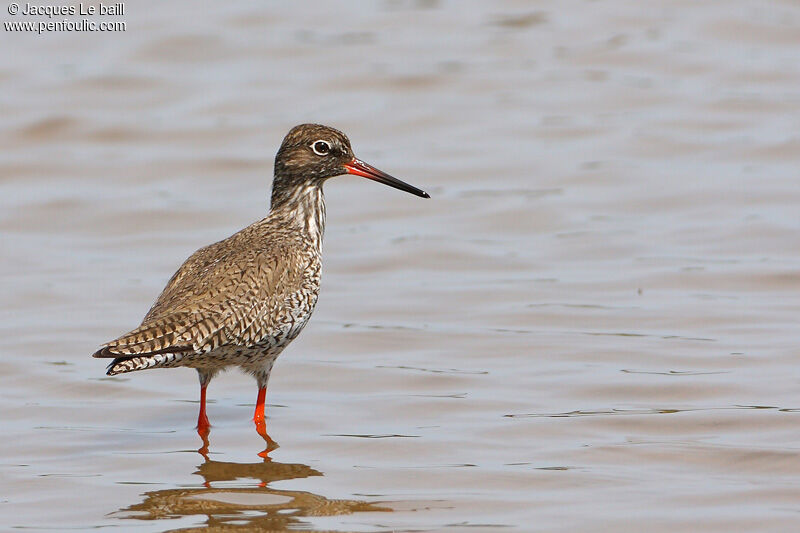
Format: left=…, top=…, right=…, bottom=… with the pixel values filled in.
left=93, top=124, right=429, bottom=446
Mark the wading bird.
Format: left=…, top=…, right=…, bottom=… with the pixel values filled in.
left=93, top=124, right=429, bottom=452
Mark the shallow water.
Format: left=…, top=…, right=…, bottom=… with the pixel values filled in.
left=2, top=1, right=800, bottom=531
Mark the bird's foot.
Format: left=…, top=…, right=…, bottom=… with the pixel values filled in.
left=196, top=408, right=212, bottom=458
left=196, top=426, right=211, bottom=459
left=254, top=417, right=279, bottom=458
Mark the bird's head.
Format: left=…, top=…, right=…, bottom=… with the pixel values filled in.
left=272, top=124, right=430, bottom=204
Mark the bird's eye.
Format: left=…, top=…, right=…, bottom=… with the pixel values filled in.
left=312, top=140, right=331, bottom=156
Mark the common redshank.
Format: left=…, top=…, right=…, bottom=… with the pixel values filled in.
left=93, top=124, right=429, bottom=450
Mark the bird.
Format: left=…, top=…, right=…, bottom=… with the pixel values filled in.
left=93, top=124, right=429, bottom=452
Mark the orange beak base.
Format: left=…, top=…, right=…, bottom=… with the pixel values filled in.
left=344, top=158, right=430, bottom=199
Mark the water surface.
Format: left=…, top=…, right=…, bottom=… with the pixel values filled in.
left=2, top=1, right=800, bottom=531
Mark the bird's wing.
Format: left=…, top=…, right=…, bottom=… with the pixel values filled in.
left=93, top=231, right=308, bottom=359
left=92, top=311, right=202, bottom=358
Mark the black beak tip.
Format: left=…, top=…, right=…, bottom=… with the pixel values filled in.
left=421, top=191, right=431, bottom=199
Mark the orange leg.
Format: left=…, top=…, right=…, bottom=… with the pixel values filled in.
left=253, top=387, right=266, bottom=425
left=253, top=387, right=277, bottom=458
left=197, top=385, right=210, bottom=435
left=196, top=385, right=211, bottom=457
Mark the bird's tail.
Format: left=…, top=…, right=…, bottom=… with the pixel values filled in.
left=93, top=316, right=197, bottom=376
left=106, top=352, right=184, bottom=376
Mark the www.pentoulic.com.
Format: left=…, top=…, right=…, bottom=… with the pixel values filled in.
left=4, top=18, right=126, bottom=32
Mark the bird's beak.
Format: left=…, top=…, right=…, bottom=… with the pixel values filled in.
left=344, top=158, right=430, bottom=199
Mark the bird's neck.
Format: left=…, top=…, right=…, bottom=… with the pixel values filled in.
left=269, top=182, right=326, bottom=251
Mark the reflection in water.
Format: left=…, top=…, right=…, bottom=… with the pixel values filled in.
left=115, top=433, right=390, bottom=531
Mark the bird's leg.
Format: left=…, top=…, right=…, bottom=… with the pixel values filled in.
left=196, top=385, right=211, bottom=457
left=253, top=367, right=278, bottom=458
left=253, top=387, right=266, bottom=427
left=196, top=370, right=215, bottom=457
left=197, top=385, right=210, bottom=436
left=254, top=387, right=277, bottom=458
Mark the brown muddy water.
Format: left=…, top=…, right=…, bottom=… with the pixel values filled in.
left=2, top=1, right=800, bottom=531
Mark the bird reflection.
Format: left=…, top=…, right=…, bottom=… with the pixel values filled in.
left=113, top=432, right=390, bottom=531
